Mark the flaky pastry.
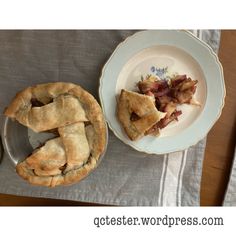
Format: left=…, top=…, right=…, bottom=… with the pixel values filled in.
left=117, top=89, right=166, bottom=141
left=4, top=82, right=107, bottom=187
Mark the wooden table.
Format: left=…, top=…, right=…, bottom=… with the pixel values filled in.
left=200, top=30, right=236, bottom=206
left=0, top=30, right=235, bottom=206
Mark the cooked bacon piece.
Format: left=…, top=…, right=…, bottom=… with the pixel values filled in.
left=156, top=110, right=182, bottom=129
left=138, top=76, right=168, bottom=94
left=153, top=87, right=170, bottom=97
left=138, top=79, right=160, bottom=93
left=156, top=95, right=173, bottom=111
left=173, top=110, right=182, bottom=119
left=179, top=80, right=197, bottom=91
left=137, top=74, right=198, bottom=135
left=146, top=109, right=182, bottom=134
left=170, top=76, right=198, bottom=104
left=174, top=90, right=195, bottom=104
left=157, top=80, right=169, bottom=90
left=171, top=74, right=187, bottom=86
left=158, top=95, right=172, bottom=105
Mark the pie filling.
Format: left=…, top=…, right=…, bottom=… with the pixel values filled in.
left=130, top=112, right=140, bottom=121
left=31, top=98, right=45, bottom=107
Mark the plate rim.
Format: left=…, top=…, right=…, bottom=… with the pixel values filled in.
left=98, top=30, right=226, bottom=155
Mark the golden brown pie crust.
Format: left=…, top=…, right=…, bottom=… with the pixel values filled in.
left=117, top=89, right=166, bottom=141
left=4, top=82, right=107, bottom=187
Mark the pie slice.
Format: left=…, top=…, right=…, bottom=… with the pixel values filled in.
left=117, top=89, right=166, bottom=141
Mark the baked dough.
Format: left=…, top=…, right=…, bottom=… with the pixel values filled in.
left=4, top=82, right=107, bottom=187
left=58, top=122, right=90, bottom=173
left=117, top=89, right=166, bottom=141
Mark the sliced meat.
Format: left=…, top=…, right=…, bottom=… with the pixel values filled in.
left=156, top=110, right=182, bottom=129
left=170, top=74, right=187, bottom=87
left=137, top=74, right=198, bottom=133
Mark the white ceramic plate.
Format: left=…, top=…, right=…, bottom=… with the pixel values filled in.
left=99, top=30, right=225, bottom=154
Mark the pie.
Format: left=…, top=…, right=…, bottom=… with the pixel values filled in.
left=117, top=89, right=166, bottom=141
left=4, top=82, right=107, bottom=187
